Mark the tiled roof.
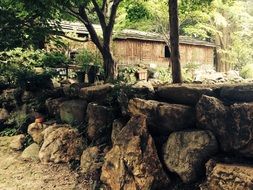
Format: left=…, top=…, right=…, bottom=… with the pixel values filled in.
left=59, top=21, right=215, bottom=47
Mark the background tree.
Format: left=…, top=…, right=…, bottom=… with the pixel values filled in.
left=169, top=0, right=182, bottom=83
left=0, top=0, right=59, bottom=50
left=53, top=0, right=123, bottom=80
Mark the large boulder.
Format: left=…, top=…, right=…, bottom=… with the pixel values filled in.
left=9, top=134, right=26, bottom=151
left=86, top=103, right=114, bottom=141
left=128, top=98, right=195, bottom=135
left=39, top=125, right=85, bottom=163
left=163, top=130, right=218, bottom=183
left=230, top=103, right=253, bottom=157
left=0, top=108, right=9, bottom=123
left=197, top=95, right=253, bottom=156
left=220, top=84, right=253, bottom=102
left=204, top=162, right=253, bottom=190
left=21, top=143, right=40, bottom=161
left=80, top=146, right=102, bottom=174
left=45, top=97, right=66, bottom=118
left=117, top=82, right=155, bottom=116
left=131, top=81, right=155, bottom=97
left=63, top=83, right=84, bottom=98
left=1, top=88, right=22, bottom=110
left=60, top=99, right=87, bottom=125
left=27, top=122, right=48, bottom=144
left=196, top=95, right=231, bottom=151
left=156, top=85, right=215, bottom=105
left=100, top=115, right=170, bottom=190
left=79, top=83, right=114, bottom=102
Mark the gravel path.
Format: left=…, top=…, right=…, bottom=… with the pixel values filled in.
left=0, top=136, right=88, bottom=190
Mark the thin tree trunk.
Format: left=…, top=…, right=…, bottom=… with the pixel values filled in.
left=102, top=47, right=117, bottom=80
left=169, top=0, right=182, bottom=83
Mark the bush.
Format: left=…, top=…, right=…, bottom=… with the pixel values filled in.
left=41, top=52, right=69, bottom=68
left=75, top=49, right=103, bottom=73
left=0, top=48, right=53, bottom=90
left=117, top=66, right=138, bottom=84
left=240, top=64, right=253, bottom=79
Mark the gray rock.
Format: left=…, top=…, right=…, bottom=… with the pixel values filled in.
left=86, top=103, right=114, bottom=141
left=128, top=98, right=195, bottom=135
left=163, top=130, right=218, bottom=183
left=197, top=95, right=253, bottom=156
left=196, top=95, right=230, bottom=151
left=157, top=85, right=215, bottom=105
left=60, top=99, right=87, bottom=125
left=220, top=84, right=253, bottom=102
left=63, top=83, right=85, bottom=98
left=117, top=82, right=155, bottom=116
left=79, top=83, right=114, bottom=101
left=21, top=143, right=40, bottom=161
left=45, top=97, right=66, bottom=118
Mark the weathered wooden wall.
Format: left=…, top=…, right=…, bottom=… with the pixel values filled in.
left=179, top=44, right=214, bottom=67
left=64, top=38, right=214, bottom=68
left=113, top=39, right=169, bottom=66
left=113, top=39, right=214, bottom=68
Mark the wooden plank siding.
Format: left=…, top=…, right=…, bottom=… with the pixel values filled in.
left=113, top=39, right=169, bottom=66
left=113, top=39, right=214, bottom=68
left=63, top=37, right=214, bottom=68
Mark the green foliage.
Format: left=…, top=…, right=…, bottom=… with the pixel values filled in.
left=155, top=68, right=172, bottom=82
left=240, top=64, right=253, bottom=79
left=75, top=49, right=103, bottom=72
left=1, top=111, right=29, bottom=136
left=0, top=0, right=61, bottom=50
left=0, top=48, right=54, bottom=89
left=116, top=0, right=168, bottom=32
left=117, top=66, right=138, bottom=84
left=0, top=128, right=17, bottom=137
left=182, top=62, right=200, bottom=82
left=125, top=1, right=150, bottom=22
left=41, top=52, right=69, bottom=68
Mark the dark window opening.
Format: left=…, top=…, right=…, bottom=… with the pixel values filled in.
left=165, top=46, right=171, bottom=58
left=70, top=51, right=78, bottom=60
left=77, top=33, right=88, bottom=38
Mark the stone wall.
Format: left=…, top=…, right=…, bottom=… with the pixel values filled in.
left=1, top=82, right=253, bottom=189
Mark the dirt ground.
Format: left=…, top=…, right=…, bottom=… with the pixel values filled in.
left=0, top=136, right=90, bottom=190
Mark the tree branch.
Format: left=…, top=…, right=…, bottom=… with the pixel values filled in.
left=91, top=0, right=106, bottom=31
left=78, top=4, right=103, bottom=52
left=65, top=8, right=86, bottom=23
left=102, top=0, right=107, bottom=13
left=104, top=0, right=121, bottom=45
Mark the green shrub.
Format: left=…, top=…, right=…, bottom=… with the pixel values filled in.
left=240, top=64, right=253, bottom=79
left=182, top=62, right=200, bottom=82
left=75, top=49, right=103, bottom=73
left=41, top=52, right=69, bottom=68
left=0, top=48, right=54, bottom=89
left=117, top=66, right=138, bottom=84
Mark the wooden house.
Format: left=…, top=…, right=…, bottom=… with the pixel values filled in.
left=58, top=21, right=216, bottom=68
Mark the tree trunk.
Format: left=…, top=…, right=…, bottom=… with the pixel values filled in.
left=169, top=0, right=182, bottom=83
left=102, top=48, right=117, bottom=81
